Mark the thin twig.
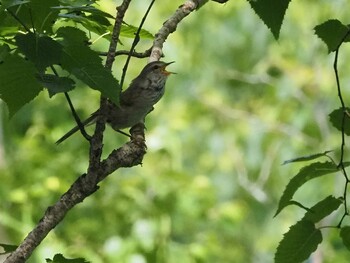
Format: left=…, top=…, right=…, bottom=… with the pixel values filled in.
left=6, top=8, right=31, bottom=32
left=119, top=0, right=156, bottom=90
left=98, top=47, right=153, bottom=58
left=333, top=27, right=350, bottom=227
left=50, top=66, right=91, bottom=142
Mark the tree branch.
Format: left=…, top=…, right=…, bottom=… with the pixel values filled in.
left=150, top=0, right=202, bottom=61
left=5, top=0, right=208, bottom=262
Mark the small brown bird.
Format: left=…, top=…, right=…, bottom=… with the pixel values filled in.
left=56, top=61, right=174, bottom=144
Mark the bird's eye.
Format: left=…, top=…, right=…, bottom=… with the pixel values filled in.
left=153, top=65, right=160, bottom=69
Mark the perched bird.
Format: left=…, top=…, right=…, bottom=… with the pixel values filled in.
left=56, top=61, right=174, bottom=144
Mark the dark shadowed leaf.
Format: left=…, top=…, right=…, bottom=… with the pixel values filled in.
left=340, top=226, right=350, bottom=251
left=274, top=162, right=347, bottom=217
left=329, top=107, right=350, bottom=135
left=46, top=253, right=90, bottom=263
left=0, top=0, right=29, bottom=9
left=248, top=0, right=292, bottom=39
left=275, top=220, right=322, bottom=263
left=15, top=33, right=62, bottom=72
left=7, top=0, right=60, bottom=34
left=0, top=243, right=17, bottom=254
left=283, top=150, right=333, bottom=165
left=303, top=195, right=342, bottom=223
left=36, top=74, right=75, bottom=97
left=56, top=27, right=119, bottom=104
left=314, top=19, right=350, bottom=53
left=0, top=53, right=43, bottom=116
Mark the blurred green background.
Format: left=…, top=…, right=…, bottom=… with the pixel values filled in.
left=1, top=0, right=350, bottom=262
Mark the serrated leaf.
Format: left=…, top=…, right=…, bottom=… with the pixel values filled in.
left=314, top=19, right=350, bottom=53
left=56, top=27, right=119, bottom=104
left=275, top=220, right=322, bottom=263
left=248, top=0, right=291, bottom=39
left=303, top=195, right=342, bottom=223
left=46, top=253, right=90, bottom=263
left=283, top=150, right=333, bottom=165
left=36, top=74, right=75, bottom=97
left=329, top=107, right=350, bottom=135
left=274, top=162, right=347, bottom=217
left=0, top=53, right=43, bottom=116
left=0, top=243, right=17, bottom=255
left=340, top=226, right=350, bottom=251
left=15, top=33, right=62, bottom=72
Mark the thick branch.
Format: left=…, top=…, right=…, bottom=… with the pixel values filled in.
left=5, top=0, right=206, bottom=261
left=150, top=0, right=201, bottom=61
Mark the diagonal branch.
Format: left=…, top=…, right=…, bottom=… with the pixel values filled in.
left=4, top=0, right=211, bottom=262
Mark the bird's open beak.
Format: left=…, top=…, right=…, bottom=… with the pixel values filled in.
left=162, top=61, right=176, bottom=76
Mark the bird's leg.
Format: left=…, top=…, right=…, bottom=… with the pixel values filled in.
left=116, top=129, right=131, bottom=138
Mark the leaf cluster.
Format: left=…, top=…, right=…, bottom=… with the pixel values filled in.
left=0, top=0, right=153, bottom=117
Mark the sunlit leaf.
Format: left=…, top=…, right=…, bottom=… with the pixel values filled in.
left=275, top=220, right=322, bottom=263
left=283, top=150, right=333, bottom=165
left=248, top=0, right=292, bottom=39
left=314, top=19, right=350, bottom=53
left=120, top=24, right=154, bottom=39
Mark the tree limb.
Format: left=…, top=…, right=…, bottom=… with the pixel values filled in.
left=4, top=0, right=208, bottom=262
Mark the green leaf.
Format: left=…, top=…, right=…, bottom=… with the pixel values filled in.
left=0, top=0, right=29, bottom=9
left=275, top=220, right=322, bottom=263
left=120, top=24, right=154, bottom=40
left=274, top=162, right=347, bottom=217
left=0, top=243, right=17, bottom=255
left=15, top=33, right=62, bottom=72
left=340, top=226, right=350, bottom=251
left=248, top=0, right=292, bottom=39
left=8, top=0, right=60, bottom=33
left=36, top=74, right=75, bottom=97
left=329, top=107, right=350, bottom=135
left=56, top=27, right=119, bottom=104
left=0, top=53, right=43, bottom=116
left=314, top=19, right=350, bottom=53
left=52, top=5, right=114, bottom=19
left=303, top=195, right=342, bottom=223
left=46, top=253, right=90, bottom=263
left=0, top=44, right=10, bottom=61
left=283, top=150, right=333, bottom=165
left=58, top=0, right=95, bottom=6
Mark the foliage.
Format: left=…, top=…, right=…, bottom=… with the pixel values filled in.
left=1, top=0, right=350, bottom=263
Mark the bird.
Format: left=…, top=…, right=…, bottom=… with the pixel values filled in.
left=56, top=61, right=174, bottom=144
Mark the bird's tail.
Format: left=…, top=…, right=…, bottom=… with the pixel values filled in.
left=56, top=115, right=97, bottom=144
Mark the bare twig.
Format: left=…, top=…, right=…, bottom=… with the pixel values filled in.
left=333, top=27, right=350, bottom=227
left=98, top=47, right=153, bottom=58
left=150, top=0, right=203, bottom=61
left=120, top=0, right=156, bottom=90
